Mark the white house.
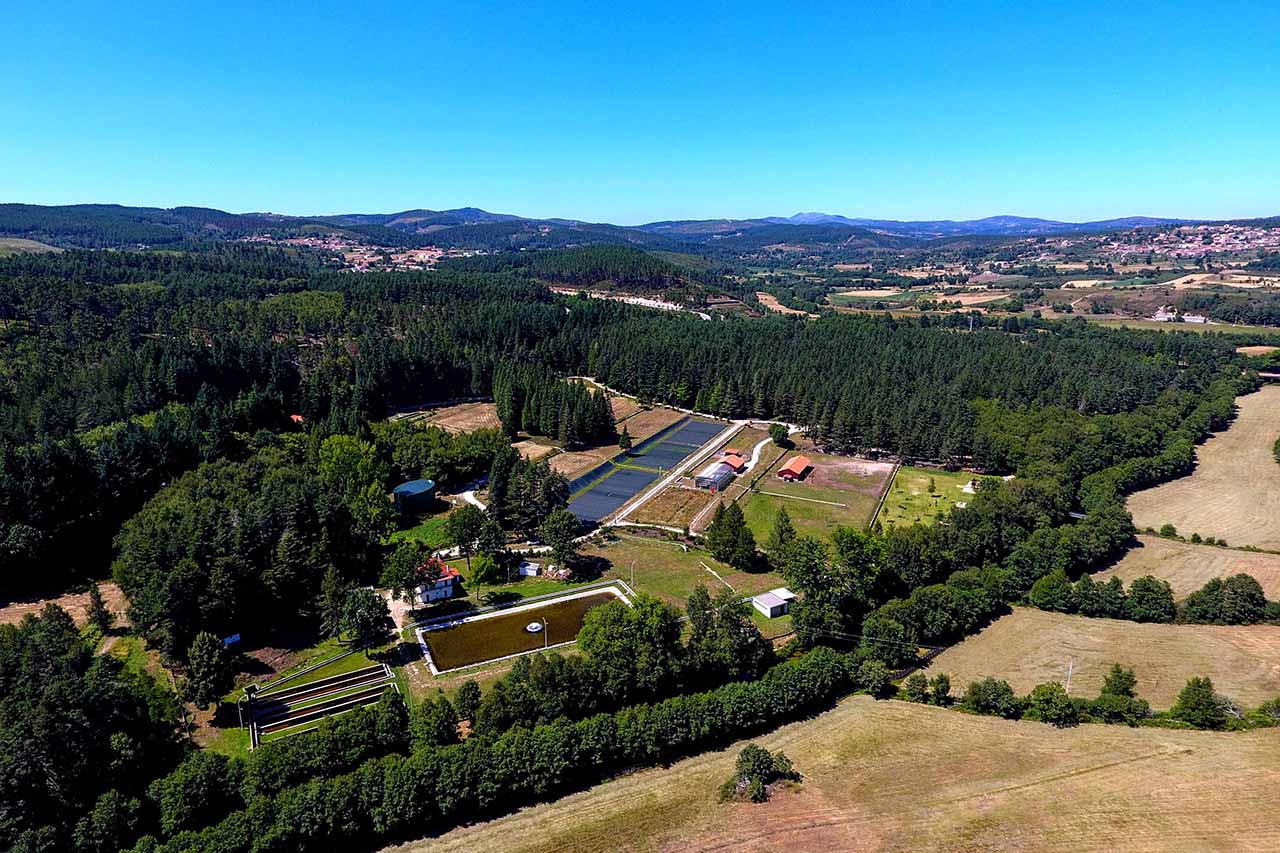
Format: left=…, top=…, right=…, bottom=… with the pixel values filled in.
left=752, top=587, right=797, bottom=619
left=519, top=560, right=541, bottom=577
left=416, top=566, right=462, bottom=603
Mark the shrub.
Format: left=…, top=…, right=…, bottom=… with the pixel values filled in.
left=1029, top=569, right=1075, bottom=613
left=1024, top=682, right=1079, bottom=728
left=719, top=744, right=797, bottom=803
left=961, top=677, right=1023, bottom=719
left=856, top=660, right=892, bottom=698
left=901, top=672, right=930, bottom=703
left=1183, top=574, right=1268, bottom=625
left=1124, top=576, right=1176, bottom=623
left=1170, top=676, right=1227, bottom=730
left=928, top=673, right=952, bottom=706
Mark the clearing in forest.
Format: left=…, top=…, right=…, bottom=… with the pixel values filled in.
left=1127, top=386, right=1280, bottom=550
left=417, top=401, right=502, bottom=432
left=1, top=581, right=128, bottom=627
left=876, top=465, right=975, bottom=528
left=741, top=450, right=893, bottom=542
left=406, top=696, right=1280, bottom=853
left=930, top=607, right=1280, bottom=709
left=1096, top=534, right=1280, bottom=600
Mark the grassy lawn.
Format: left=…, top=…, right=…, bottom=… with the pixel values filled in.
left=876, top=465, right=975, bottom=527
left=743, top=489, right=860, bottom=543
left=389, top=505, right=454, bottom=549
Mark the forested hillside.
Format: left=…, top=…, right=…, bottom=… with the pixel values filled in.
left=0, top=204, right=424, bottom=248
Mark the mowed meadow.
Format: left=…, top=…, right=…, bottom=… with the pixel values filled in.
left=1096, top=534, right=1280, bottom=600
left=403, top=697, right=1280, bottom=853
left=1127, top=385, right=1280, bottom=549
left=930, top=607, right=1280, bottom=709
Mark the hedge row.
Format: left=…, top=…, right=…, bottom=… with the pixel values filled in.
left=136, top=647, right=851, bottom=852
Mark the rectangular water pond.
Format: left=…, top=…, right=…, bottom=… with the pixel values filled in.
left=420, top=590, right=622, bottom=672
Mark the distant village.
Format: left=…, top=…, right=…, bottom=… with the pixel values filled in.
left=240, top=233, right=480, bottom=271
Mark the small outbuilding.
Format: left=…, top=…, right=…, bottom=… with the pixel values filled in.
left=752, top=587, right=797, bottom=618
left=519, top=560, right=541, bottom=577
left=695, top=460, right=735, bottom=491
left=777, top=455, right=812, bottom=482
left=721, top=452, right=747, bottom=472
left=393, top=479, right=436, bottom=514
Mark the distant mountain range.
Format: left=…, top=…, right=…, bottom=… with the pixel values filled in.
left=0, top=202, right=1236, bottom=252
left=642, top=213, right=1194, bottom=238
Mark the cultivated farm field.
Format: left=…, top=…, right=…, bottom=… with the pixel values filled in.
left=1095, top=534, right=1280, bottom=600
left=407, top=696, right=1280, bottom=853
left=1127, top=386, right=1280, bottom=550
left=930, top=607, right=1280, bottom=708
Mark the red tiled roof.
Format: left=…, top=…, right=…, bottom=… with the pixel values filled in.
left=779, top=455, right=812, bottom=477
left=722, top=453, right=746, bottom=470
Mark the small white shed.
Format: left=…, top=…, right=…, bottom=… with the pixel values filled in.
left=752, top=587, right=797, bottom=618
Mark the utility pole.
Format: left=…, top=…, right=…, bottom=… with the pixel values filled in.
left=1065, top=657, right=1074, bottom=694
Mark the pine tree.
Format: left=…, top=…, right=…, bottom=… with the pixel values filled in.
left=319, top=565, right=346, bottom=638
left=87, top=581, right=113, bottom=633
left=184, top=631, right=233, bottom=709
left=618, top=424, right=632, bottom=451
left=766, top=506, right=795, bottom=566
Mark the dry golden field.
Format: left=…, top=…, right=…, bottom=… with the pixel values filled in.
left=398, top=696, right=1280, bottom=853
left=1096, top=534, right=1280, bottom=599
left=631, top=485, right=711, bottom=529
left=419, top=401, right=502, bottom=432
left=0, top=581, right=128, bottom=627
left=930, top=607, right=1280, bottom=709
left=1127, top=386, right=1280, bottom=550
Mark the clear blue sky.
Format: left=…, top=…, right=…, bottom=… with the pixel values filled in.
left=4, top=1, right=1278, bottom=224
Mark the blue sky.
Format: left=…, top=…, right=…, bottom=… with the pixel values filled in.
left=3, top=1, right=1278, bottom=223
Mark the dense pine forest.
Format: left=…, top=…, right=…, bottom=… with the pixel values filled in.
left=0, top=239, right=1272, bottom=852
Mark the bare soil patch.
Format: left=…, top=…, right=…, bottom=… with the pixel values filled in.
left=950, top=289, right=1011, bottom=306
left=421, top=401, right=501, bottom=432
left=1127, top=386, right=1280, bottom=550
left=756, top=292, right=814, bottom=317
left=1238, top=345, right=1280, bottom=357
left=1, top=582, right=128, bottom=627
left=931, top=606, right=1280, bottom=708
left=1097, top=534, right=1280, bottom=600
left=512, top=439, right=557, bottom=461
left=632, top=485, right=711, bottom=529
left=402, top=696, right=1280, bottom=853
